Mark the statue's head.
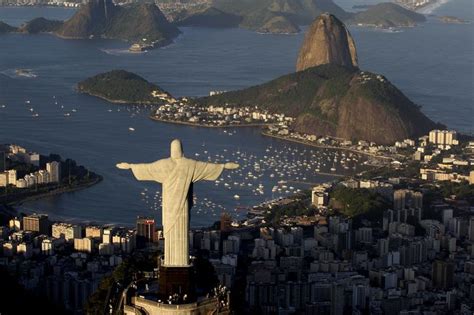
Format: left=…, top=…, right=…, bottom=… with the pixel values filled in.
left=170, top=139, right=184, bottom=159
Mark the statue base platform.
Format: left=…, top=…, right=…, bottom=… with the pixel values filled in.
left=159, top=264, right=195, bottom=302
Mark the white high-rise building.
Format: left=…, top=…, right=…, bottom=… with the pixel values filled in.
left=41, top=238, right=54, bottom=255
left=46, top=161, right=61, bottom=183
left=52, top=223, right=82, bottom=240
left=0, top=172, right=8, bottom=187
left=428, top=130, right=458, bottom=147
left=7, top=169, right=17, bottom=186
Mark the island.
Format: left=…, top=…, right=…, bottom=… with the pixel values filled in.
left=0, top=144, right=102, bottom=206
left=77, top=70, right=175, bottom=105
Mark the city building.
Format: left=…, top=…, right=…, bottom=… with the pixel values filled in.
left=136, top=216, right=155, bottom=248
left=23, top=213, right=49, bottom=235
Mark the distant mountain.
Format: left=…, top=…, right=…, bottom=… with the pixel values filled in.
left=78, top=70, right=173, bottom=104
left=56, top=0, right=180, bottom=44
left=175, top=7, right=242, bottom=28
left=213, top=0, right=351, bottom=24
left=172, top=0, right=351, bottom=34
left=296, top=13, right=357, bottom=71
left=18, top=18, right=63, bottom=34
left=348, top=3, right=426, bottom=27
left=0, top=21, right=16, bottom=34
left=197, top=64, right=438, bottom=144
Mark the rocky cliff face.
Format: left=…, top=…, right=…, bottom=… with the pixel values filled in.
left=296, top=13, right=358, bottom=72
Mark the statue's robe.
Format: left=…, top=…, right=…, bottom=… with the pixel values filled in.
left=130, top=158, right=224, bottom=266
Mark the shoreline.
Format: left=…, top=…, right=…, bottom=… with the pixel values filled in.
left=149, top=116, right=274, bottom=129
left=78, top=90, right=162, bottom=105
left=261, top=131, right=394, bottom=161
left=5, top=176, right=103, bottom=207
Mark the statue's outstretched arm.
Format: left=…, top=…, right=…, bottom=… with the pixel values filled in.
left=116, top=162, right=132, bottom=170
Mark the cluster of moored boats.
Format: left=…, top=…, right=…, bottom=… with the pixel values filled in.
left=136, top=142, right=365, bottom=219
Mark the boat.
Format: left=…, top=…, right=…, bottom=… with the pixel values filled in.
left=233, top=194, right=240, bottom=200
left=129, top=127, right=135, bottom=131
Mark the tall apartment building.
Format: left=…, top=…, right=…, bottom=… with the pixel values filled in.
left=136, top=216, right=155, bottom=248
left=23, top=214, right=49, bottom=235
left=393, top=189, right=423, bottom=211
left=428, top=130, right=458, bottom=147
left=46, top=161, right=61, bottom=183
left=432, top=260, right=454, bottom=289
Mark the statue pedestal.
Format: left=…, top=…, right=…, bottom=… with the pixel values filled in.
left=159, top=264, right=195, bottom=302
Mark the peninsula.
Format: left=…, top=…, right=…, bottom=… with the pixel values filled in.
left=77, top=70, right=175, bottom=105
left=0, top=144, right=102, bottom=206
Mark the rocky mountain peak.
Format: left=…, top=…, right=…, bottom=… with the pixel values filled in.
left=296, top=13, right=358, bottom=71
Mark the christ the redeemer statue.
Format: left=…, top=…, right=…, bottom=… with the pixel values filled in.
left=116, top=139, right=239, bottom=267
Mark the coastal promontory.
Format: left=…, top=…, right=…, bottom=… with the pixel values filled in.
left=77, top=70, right=173, bottom=104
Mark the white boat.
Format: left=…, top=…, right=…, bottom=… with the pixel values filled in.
left=129, top=127, right=135, bottom=131
left=233, top=194, right=240, bottom=200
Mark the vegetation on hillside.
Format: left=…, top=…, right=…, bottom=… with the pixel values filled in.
left=348, top=3, right=426, bottom=27
left=19, top=17, right=63, bottom=33
left=0, top=21, right=16, bottom=33
left=105, top=3, right=180, bottom=42
left=56, top=1, right=180, bottom=43
left=330, top=186, right=390, bottom=219
left=77, top=70, right=171, bottom=104
left=175, top=7, right=242, bottom=28
left=196, top=64, right=437, bottom=143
